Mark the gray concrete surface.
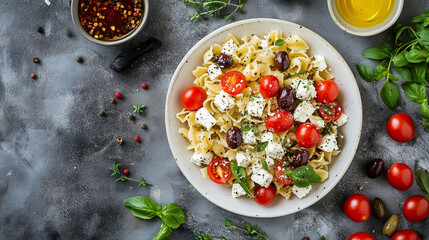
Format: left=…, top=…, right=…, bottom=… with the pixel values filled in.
left=0, top=0, right=428, bottom=239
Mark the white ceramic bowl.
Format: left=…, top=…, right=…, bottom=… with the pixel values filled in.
left=165, top=18, right=362, bottom=218
left=327, top=0, right=404, bottom=37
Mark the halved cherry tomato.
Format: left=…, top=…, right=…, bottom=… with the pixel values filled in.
left=181, top=86, right=207, bottom=111
left=254, top=185, right=276, bottom=205
left=319, top=100, right=342, bottom=121
left=387, top=163, right=413, bottom=191
left=296, top=123, right=320, bottom=148
left=275, top=160, right=294, bottom=185
left=344, top=193, right=371, bottom=222
left=392, top=230, right=419, bottom=240
left=221, top=71, right=246, bottom=95
left=266, top=109, right=293, bottom=133
left=316, top=80, right=339, bottom=103
left=386, top=113, right=415, bottom=142
left=260, top=75, right=280, bottom=98
left=403, top=195, right=429, bottom=222
left=347, top=232, right=375, bottom=240
left=207, top=158, right=232, bottom=184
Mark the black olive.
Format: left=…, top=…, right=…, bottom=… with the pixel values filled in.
left=365, top=158, right=384, bottom=178
left=274, top=51, right=290, bottom=71
left=277, top=87, right=296, bottom=110
left=226, top=126, right=242, bottom=149
left=214, top=54, right=234, bottom=69
left=293, top=149, right=309, bottom=168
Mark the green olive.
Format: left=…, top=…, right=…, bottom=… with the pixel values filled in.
left=373, top=197, right=386, bottom=219
left=382, top=215, right=399, bottom=236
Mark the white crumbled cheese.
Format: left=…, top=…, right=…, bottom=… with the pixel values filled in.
left=251, top=169, right=273, bottom=188
left=221, top=39, right=238, bottom=55
left=236, top=152, right=251, bottom=167
left=294, top=100, right=316, bottom=122
left=246, top=95, right=266, bottom=117
left=265, top=140, right=284, bottom=159
left=312, top=55, right=327, bottom=71
left=251, top=162, right=263, bottom=174
left=317, top=133, right=339, bottom=152
left=232, top=183, right=247, bottom=198
left=292, top=185, right=312, bottom=198
left=259, top=39, right=268, bottom=49
left=290, top=77, right=317, bottom=100
left=45, top=0, right=51, bottom=5
left=260, top=132, right=273, bottom=142
left=335, top=113, right=349, bottom=127
left=242, top=131, right=257, bottom=144
left=309, top=115, right=325, bottom=129
left=191, top=151, right=214, bottom=166
left=207, top=63, right=222, bottom=81
left=195, top=107, right=217, bottom=130
left=214, top=90, right=235, bottom=112
left=264, top=157, right=275, bottom=167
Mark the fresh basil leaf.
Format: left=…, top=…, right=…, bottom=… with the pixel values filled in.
left=415, top=168, right=429, bottom=201
left=252, top=126, right=259, bottom=137
left=411, top=63, right=427, bottom=83
left=285, top=166, right=322, bottom=188
left=290, top=70, right=308, bottom=78
left=388, top=73, right=399, bottom=81
left=240, top=124, right=250, bottom=132
left=392, top=50, right=408, bottom=67
left=229, top=162, right=256, bottom=198
left=412, top=10, right=429, bottom=25
left=417, top=28, right=429, bottom=51
left=402, top=83, right=427, bottom=103
left=275, top=39, right=286, bottom=46
left=320, top=237, right=326, bottom=240
left=380, top=81, right=399, bottom=109
left=395, top=66, right=412, bottom=82
left=260, top=158, right=268, bottom=171
left=123, top=196, right=161, bottom=220
left=362, top=45, right=391, bottom=60
left=153, top=223, right=172, bottom=240
left=159, top=203, right=185, bottom=229
left=421, top=101, right=429, bottom=118
left=356, top=64, right=377, bottom=82
left=423, top=118, right=429, bottom=132
left=253, top=141, right=268, bottom=152
left=406, top=48, right=429, bottom=63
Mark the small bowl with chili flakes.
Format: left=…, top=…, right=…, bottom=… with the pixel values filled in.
left=71, top=0, right=149, bottom=46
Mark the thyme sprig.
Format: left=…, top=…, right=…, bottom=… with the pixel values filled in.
left=223, top=218, right=268, bottom=240
left=110, top=162, right=152, bottom=187
left=184, top=0, right=245, bottom=22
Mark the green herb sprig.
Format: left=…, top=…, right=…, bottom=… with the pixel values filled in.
left=133, top=104, right=146, bottom=115
left=184, top=0, right=245, bottom=22
left=356, top=10, right=429, bottom=131
left=223, top=218, right=268, bottom=240
left=229, top=162, right=256, bottom=198
left=416, top=168, right=429, bottom=200
left=253, top=141, right=268, bottom=152
left=110, top=162, right=152, bottom=187
left=124, top=196, right=185, bottom=240
left=284, top=165, right=322, bottom=188
left=194, top=232, right=227, bottom=240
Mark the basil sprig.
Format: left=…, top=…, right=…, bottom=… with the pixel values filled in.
left=254, top=141, right=268, bottom=152
left=284, top=166, right=322, bottom=188
left=230, top=162, right=256, bottom=198
left=416, top=168, right=429, bottom=201
left=260, top=158, right=268, bottom=171
left=240, top=124, right=251, bottom=132
left=275, top=39, right=286, bottom=46
left=123, top=196, right=185, bottom=240
left=356, top=10, right=429, bottom=132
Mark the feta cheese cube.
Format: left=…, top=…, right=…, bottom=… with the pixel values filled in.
left=191, top=151, right=214, bottom=166
left=292, top=185, right=312, bottom=198
left=251, top=161, right=263, bottom=174
left=294, top=100, right=316, bottom=122
left=195, top=107, right=217, bottom=130
left=265, top=140, right=284, bottom=159
left=312, top=55, right=327, bottom=71
left=214, top=90, right=235, bottom=112
left=317, top=133, right=339, bottom=152
left=236, top=151, right=251, bottom=167
left=259, top=39, right=268, bottom=49
left=309, top=115, right=325, bottom=129
left=232, top=183, right=247, bottom=198
left=264, top=157, right=275, bottom=167
left=290, top=77, right=317, bottom=100
left=251, top=169, right=273, bottom=188
left=260, top=132, right=273, bottom=142
left=207, top=63, right=222, bottom=81
left=242, top=131, right=257, bottom=144
left=335, top=113, right=349, bottom=127
left=221, top=39, right=238, bottom=55
left=246, top=96, right=266, bottom=117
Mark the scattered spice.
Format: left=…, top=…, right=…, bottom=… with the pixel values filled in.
left=99, top=111, right=106, bottom=116
left=372, top=229, right=376, bottom=234
left=134, top=136, right=140, bottom=142
left=140, top=123, right=147, bottom=129
left=37, top=26, right=44, bottom=34
left=116, top=137, right=124, bottom=145
left=129, top=115, right=135, bottom=122
left=109, top=98, right=116, bottom=104
left=115, top=92, right=123, bottom=99
left=76, top=57, right=84, bottom=63
left=31, top=73, right=37, bottom=79
left=33, top=57, right=40, bottom=64
left=141, top=83, right=147, bottom=89
left=123, top=169, right=129, bottom=175
left=359, top=186, right=364, bottom=190
left=67, top=29, right=74, bottom=38
left=110, top=161, right=151, bottom=186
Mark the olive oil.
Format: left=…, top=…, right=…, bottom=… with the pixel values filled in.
left=336, top=0, right=395, bottom=28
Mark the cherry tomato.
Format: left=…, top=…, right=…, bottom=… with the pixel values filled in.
left=266, top=109, right=293, bottom=133
left=181, top=86, right=207, bottom=111
left=260, top=75, right=280, bottom=98
left=347, top=232, right=375, bottom=240
left=275, top=161, right=294, bottom=185
left=387, top=163, right=413, bottom=191
left=221, top=71, right=246, bottom=95
left=344, top=194, right=371, bottom=222
left=392, top=230, right=419, bottom=240
left=296, top=123, right=320, bottom=148
left=316, top=80, right=338, bottom=103
left=386, top=113, right=415, bottom=142
left=207, top=158, right=232, bottom=184
left=403, top=195, right=429, bottom=222
left=254, top=185, right=276, bottom=205
left=319, top=101, right=342, bottom=121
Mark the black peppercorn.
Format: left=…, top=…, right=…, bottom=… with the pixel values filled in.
left=99, top=111, right=106, bottom=116
left=129, top=115, right=136, bottom=122
left=37, top=26, right=44, bottom=34
left=109, top=98, right=116, bottom=104
left=31, top=73, right=37, bottom=79
left=141, top=123, right=147, bottom=129
left=76, top=57, right=84, bottom=63
left=33, top=58, right=40, bottom=64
